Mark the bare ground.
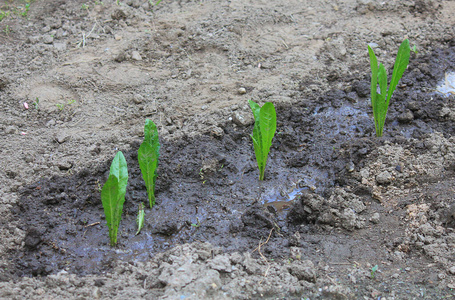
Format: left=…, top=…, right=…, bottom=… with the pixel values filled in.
left=1, top=0, right=455, bottom=299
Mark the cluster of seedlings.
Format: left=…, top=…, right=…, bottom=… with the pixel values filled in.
left=101, top=40, right=412, bottom=246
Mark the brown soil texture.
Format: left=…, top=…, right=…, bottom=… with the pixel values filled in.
left=1, top=0, right=455, bottom=299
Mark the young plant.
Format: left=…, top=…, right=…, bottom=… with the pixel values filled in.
left=138, top=119, right=160, bottom=208
left=249, top=100, right=277, bottom=181
left=136, top=202, right=145, bottom=235
left=101, top=151, right=128, bottom=246
left=368, top=39, right=411, bottom=137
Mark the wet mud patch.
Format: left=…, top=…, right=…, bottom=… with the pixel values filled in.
left=10, top=95, right=380, bottom=277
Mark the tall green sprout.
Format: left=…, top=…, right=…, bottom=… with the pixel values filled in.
left=249, top=100, right=277, bottom=180
left=138, top=119, right=160, bottom=207
left=368, top=39, right=411, bottom=137
left=101, top=151, right=128, bottom=246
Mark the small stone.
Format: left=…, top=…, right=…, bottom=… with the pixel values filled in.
left=407, top=101, right=419, bottom=111
left=288, top=260, right=317, bottom=282
left=346, top=161, right=355, bottom=172
left=391, top=273, right=399, bottom=279
left=42, top=35, right=54, bottom=44
left=209, top=255, right=232, bottom=273
left=133, top=94, right=144, bottom=104
left=370, top=212, right=380, bottom=224
left=368, top=42, right=379, bottom=48
left=448, top=266, right=455, bottom=275
left=232, top=111, right=254, bottom=127
left=114, top=34, right=123, bottom=41
left=131, top=51, right=142, bottom=61
left=92, top=287, right=101, bottom=299
left=397, top=110, right=414, bottom=123
left=5, top=125, right=17, bottom=134
left=210, top=126, right=224, bottom=137
left=438, top=273, right=447, bottom=280
left=55, top=131, right=70, bottom=144
left=57, top=160, right=72, bottom=171
left=201, top=105, right=207, bottom=110
left=46, top=119, right=56, bottom=127
left=238, top=87, right=247, bottom=94
left=28, top=36, right=40, bottom=44
left=111, top=9, right=127, bottom=20
left=376, top=171, right=392, bottom=185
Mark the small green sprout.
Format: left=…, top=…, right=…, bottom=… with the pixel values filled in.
left=56, top=99, right=76, bottom=111
left=138, top=119, right=160, bottom=208
left=20, top=3, right=30, bottom=17
left=370, top=265, right=378, bottom=279
left=81, top=3, right=89, bottom=10
left=101, top=151, right=128, bottom=246
left=368, top=39, right=411, bottom=137
left=249, top=100, right=277, bottom=180
left=191, top=217, right=201, bottom=228
left=32, top=97, right=39, bottom=109
left=136, top=202, right=145, bottom=235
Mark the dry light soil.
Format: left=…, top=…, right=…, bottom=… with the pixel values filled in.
left=1, top=0, right=455, bottom=299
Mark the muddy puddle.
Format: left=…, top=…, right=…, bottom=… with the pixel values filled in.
left=10, top=45, right=455, bottom=282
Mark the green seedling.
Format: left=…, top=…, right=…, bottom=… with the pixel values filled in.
left=249, top=100, right=277, bottom=180
left=191, top=217, right=201, bottom=228
left=370, top=265, right=378, bottom=279
left=20, top=3, right=30, bottom=17
left=368, top=39, right=411, bottom=137
left=136, top=202, right=145, bottom=235
left=138, top=119, right=160, bottom=208
left=56, top=99, right=76, bottom=111
left=32, top=97, right=39, bottom=109
left=0, top=10, right=10, bottom=21
left=101, top=151, right=128, bottom=246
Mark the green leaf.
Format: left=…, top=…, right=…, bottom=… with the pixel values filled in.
left=101, top=174, right=120, bottom=246
left=109, top=151, right=128, bottom=198
left=101, top=151, right=128, bottom=246
left=136, top=202, right=145, bottom=235
left=249, top=99, right=261, bottom=121
left=386, top=39, right=410, bottom=105
left=249, top=100, right=277, bottom=180
left=368, top=39, right=411, bottom=137
left=259, top=102, right=277, bottom=179
left=138, top=119, right=160, bottom=208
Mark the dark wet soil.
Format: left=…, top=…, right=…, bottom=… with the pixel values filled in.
left=9, top=44, right=455, bottom=280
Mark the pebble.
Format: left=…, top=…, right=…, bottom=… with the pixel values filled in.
left=238, top=87, right=247, bottom=94
left=448, top=266, right=455, bottom=275
left=397, top=110, right=414, bottom=123
left=46, top=119, right=56, bottom=127
left=370, top=212, right=380, bottom=224
left=132, top=94, right=144, bottom=104
left=376, top=170, right=392, bottom=185
left=42, top=35, right=54, bottom=44
left=131, top=51, right=142, bottom=61
left=57, top=160, right=72, bottom=171
left=232, top=111, right=254, bottom=127
left=5, top=125, right=17, bottom=134
left=27, top=36, right=40, bottom=44
left=55, top=131, right=70, bottom=144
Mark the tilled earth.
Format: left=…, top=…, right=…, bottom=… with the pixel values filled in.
left=1, top=0, right=455, bottom=299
